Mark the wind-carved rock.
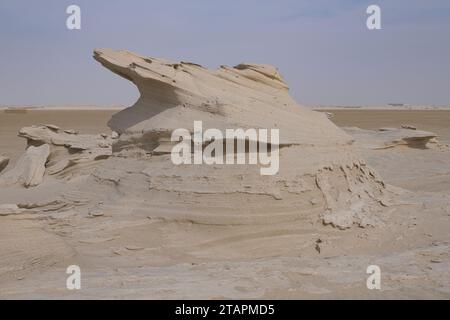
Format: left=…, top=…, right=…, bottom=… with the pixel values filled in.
left=94, top=48, right=351, bottom=153
left=18, top=125, right=113, bottom=175
left=0, top=144, right=50, bottom=188
left=0, top=49, right=391, bottom=229
left=91, top=49, right=390, bottom=229
left=0, top=125, right=114, bottom=188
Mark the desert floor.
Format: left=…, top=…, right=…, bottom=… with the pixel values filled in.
left=0, top=109, right=449, bottom=299
left=327, top=110, right=450, bottom=144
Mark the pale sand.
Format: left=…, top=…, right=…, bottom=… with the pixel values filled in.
left=0, top=109, right=448, bottom=299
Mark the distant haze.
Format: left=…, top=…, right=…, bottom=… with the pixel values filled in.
left=1, top=0, right=450, bottom=107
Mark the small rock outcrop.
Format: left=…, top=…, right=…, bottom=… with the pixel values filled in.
left=0, top=144, right=50, bottom=187
left=344, top=127, right=438, bottom=149
left=93, top=48, right=350, bottom=152
left=0, top=125, right=114, bottom=187
left=18, top=125, right=113, bottom=175
left=91, top=48, right=390, bottom=229
left=0, top=204, right=25, bottom=216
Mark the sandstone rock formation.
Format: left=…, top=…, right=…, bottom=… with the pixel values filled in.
left=18, top=125, right=113, bottom=176
left=0, top=144, right=50, bottom=187
left=0, top=125, right=114, bottom=187
left=91, top=49, right=389, bottom=229
left=94, top=49, right=349, bottom=151
left=0, top=50, right=392, bottom=229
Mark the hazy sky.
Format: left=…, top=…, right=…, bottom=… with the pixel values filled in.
left=1, top=0, right=450, bottom=107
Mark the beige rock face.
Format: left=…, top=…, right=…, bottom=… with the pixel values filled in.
left=344, top=127, right=438, bottom=149
left=92, top=49, right=389, bottom=229
left=94, top=48, right=351, bottom=152
left=0, top=144, right=50, bottom=187
left=0, top=124, right=113, bottom=188
left=17, top=125, right=113, bottom=175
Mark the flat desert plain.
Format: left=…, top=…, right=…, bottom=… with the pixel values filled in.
left=327, top=110, right=450, bottom=144
left=0, top=108, right=449, bottom=299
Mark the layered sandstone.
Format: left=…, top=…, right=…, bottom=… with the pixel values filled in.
left=90, top=49, right=389, bottom=229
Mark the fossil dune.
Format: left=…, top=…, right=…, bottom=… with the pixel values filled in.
left=0, top=49, right=392, bottom=228
left=90, top=48, right=388, bottom=229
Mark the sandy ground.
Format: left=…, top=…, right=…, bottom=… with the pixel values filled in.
left=325, top=110, right=450, bottom=193
left=0, top=109, right=449, bottom=299
left=0, top=110, right=115, bottom=169
left=324, top=110, right=450, bottom=144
